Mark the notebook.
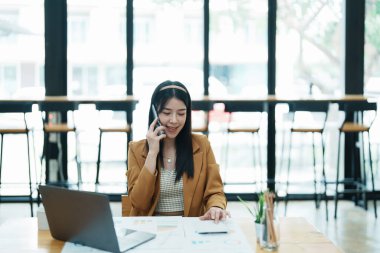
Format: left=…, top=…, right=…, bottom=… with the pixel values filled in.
left=39, top=185, right=156, bottom=253
left=195, top=220, right=229, bottom=234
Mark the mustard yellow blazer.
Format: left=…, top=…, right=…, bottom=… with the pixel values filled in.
left=126, top=134, right=227, bottom=216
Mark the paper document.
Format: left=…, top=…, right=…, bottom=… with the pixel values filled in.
left=62, top=217, right=254, bottom=253
left=194, top=220, right=229, bottom=234
left=183, top=218, right=254, bottom=253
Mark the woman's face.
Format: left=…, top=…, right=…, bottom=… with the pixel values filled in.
left=158, top=97, right=187, bottom=139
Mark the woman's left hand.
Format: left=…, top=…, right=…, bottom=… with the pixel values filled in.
left=199, top=207, right=231, bottom=223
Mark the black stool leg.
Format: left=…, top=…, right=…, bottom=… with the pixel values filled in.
left=251, top=132, right=258, bottom=189
left=334, top=132, right=342, bottom=219
left=223, top=131, right=230, bottom=185
left=285, top=131, right=293, bottom=215
left=75, top=131, right=82, bottom=184
left=126, top=131, right=131, bottom=188
left=96, top=131, right=103, bottom=184
left=255, top=132, right=264, bottom=190
left=312, top=133, right=319, bottom=209
left=278, top=128, right=287, bottom=182
left=56, top=133, right=65, bottom=183
left=41, top=132, right=47, bottom=183
left=126, top=131, right=131, bottom=169
left=26, top=132, right=33, bottom=217
left=367, top=131, right=377, bottom=218
left=0, top=133, right=3, bottom=187
left=321, top=134, right=328, bottom=220
left=358, top=131, right=366, bottom=209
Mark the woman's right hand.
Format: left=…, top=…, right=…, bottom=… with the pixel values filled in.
left=146, top=118, right=166, bottom=154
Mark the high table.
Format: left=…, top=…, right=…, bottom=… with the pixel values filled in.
left=0, top=94, right=376, bottom=190
left=0, top=217, right=342, bottom=252
left=192, top=94, right=376, bottom=192
left=0, top=96, right=138, bottom=183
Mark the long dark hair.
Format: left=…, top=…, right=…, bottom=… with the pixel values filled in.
left=147, top=80, right=194, bottom=181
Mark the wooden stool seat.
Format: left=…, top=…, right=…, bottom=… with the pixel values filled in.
left=43, top=123, right=76, bottom=133
left=0, top=128, right=28, bottom=134
left=191, top=126, right=208, bottom=133
left=291, top=127, right=323, bottom=133
left=99, top=126, right=131, bottom=133
left=228, top=127, right=260, bottom=133
left=340, top=122, right=370, bottom=133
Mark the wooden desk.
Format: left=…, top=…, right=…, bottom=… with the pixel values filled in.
left=0, top=217, right=342, bottom=252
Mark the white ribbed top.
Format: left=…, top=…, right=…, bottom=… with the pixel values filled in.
left=155, top=168, right=184, bottom=213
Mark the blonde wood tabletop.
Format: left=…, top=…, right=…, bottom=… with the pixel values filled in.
left=0, top=95, right=138, bottom=103
left=0, top=217, right=342, bottom=253
left=238, top=217, right=343, bottom=253
left=192, top=94, right=374, bottom=103
left=0, top=94, right=375, bottom=103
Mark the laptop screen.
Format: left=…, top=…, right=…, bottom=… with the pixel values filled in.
left=40, top=185, right=122, bottom=252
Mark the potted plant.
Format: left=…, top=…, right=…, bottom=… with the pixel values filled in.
left=237, top=192, right=265, bottom=244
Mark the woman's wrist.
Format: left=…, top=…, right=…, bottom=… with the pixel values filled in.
left=144, top=151, right=159, bottom=175
left=147, top=150, right=158, bottom=158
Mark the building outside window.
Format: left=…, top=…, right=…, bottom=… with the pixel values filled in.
left=209, top=0, right=268, bottom=97
left=365, top=0, right=380, bottom=96
left=0, top=0, right=44, bottom=97
left=276, top=0, right=344, bottom=97
left=365, top=0, right=380, bottom=190
left=67, top=0, right=126, bottom=97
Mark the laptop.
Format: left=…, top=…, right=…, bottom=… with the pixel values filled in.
left=39, top=185, right=156, bottom=253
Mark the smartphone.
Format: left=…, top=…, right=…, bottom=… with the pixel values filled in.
left=151, top=105, right=165, bottom=135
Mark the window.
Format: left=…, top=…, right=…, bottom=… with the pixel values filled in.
left=67, top=0, right=126, bottom=97
left=68, top=14, right=89, bottom=44
left=106, top=65, right=126, bottom=86
left=0, top=11, right=18, bottom=43
left=0, top=1, right=44, bottom=97
left=70, top=66, right=98, bottom=95
left=365, top=0, right=380, bottom=96
left=2, top=65, right=17, bottom=95
left=133, top=0, right=204, bottom=140
left=135, top=16, right=153, bottom=45
left=209, top=0, right=268, bottom=97
left=276, top=0, right=344, bottom=96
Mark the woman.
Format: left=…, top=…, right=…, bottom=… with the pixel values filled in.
left=126, top=80, right=229, bottom=222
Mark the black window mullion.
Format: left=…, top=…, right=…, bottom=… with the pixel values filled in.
left=203, top=0, right=210, bottom=96
left=126, top=0, right=133, bottom=96
left=45, top=0, right=67, bottom=96
left=44, top=0, right=68, bottom=182
left=344, top=0, right=365, bottom=194
left=267, top=0, right=277, bottom=191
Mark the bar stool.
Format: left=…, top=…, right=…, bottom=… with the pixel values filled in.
left=39, top=102, right=81, bottom=184
left=334, top=101, right=377, bottom=219
left=0, top=102, right=34, bottom=216
left=284, top=101, right=329, bottom=219
left=95, top=101, right=131, bottom=184
left=223, top=101, right=265, bottom=189
left=191, top=101, right=212, bottom=135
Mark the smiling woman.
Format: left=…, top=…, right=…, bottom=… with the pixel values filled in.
left=126, top=80, right=230, bottom=221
